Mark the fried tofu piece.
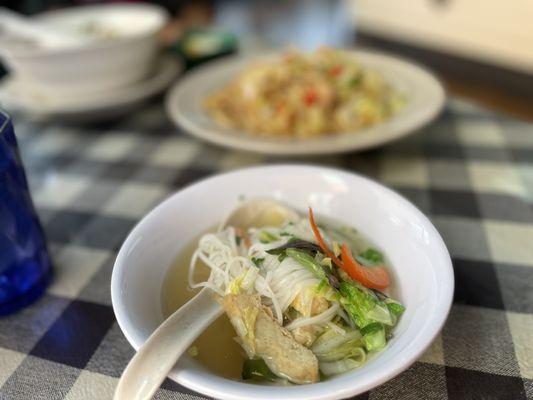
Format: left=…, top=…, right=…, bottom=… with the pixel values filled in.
left=222, top=293, right=319, bottom=384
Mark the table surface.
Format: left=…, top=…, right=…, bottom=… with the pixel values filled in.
left=1, top=98, right=532, bottom=400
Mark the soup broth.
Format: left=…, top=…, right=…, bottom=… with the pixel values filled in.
left=161, top=235, right=245, bottom=380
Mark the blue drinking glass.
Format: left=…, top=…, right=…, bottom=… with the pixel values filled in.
left=0, top=110, right=52, bottom=315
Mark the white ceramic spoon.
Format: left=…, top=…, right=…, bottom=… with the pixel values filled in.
left=114, top=287, right=221, bottom=400
left=114, top=199, right=297, bottom=400
left=0, top=7, right=88, bottom=49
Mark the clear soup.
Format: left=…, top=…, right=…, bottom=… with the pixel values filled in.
left=161, top=218, right=398, bottom=382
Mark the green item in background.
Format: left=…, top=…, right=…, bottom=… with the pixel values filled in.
left=173, top=28, right=238, bottom=70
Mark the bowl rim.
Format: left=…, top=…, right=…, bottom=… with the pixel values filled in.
left=111, top=164, right=454, bottom=400
left=4, top=2, right=169, bottom=58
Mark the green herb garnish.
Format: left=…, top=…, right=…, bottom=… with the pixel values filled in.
left=242, top=359, right=278, bottom=382
left=251, top=257, right=264, bottom=267
left=259, top=230, right=278, bottom=243
left=356, top=248, right=384, bottom=266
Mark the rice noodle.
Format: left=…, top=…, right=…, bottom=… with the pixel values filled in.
left=189, top=224, right=338, bottom=328
left=335, top=307, right=354, bottom=329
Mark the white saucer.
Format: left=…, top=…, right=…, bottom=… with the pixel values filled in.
left=0, top=55, right=181, bottom=122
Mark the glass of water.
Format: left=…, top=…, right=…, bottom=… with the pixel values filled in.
left=0, top=110, right=52, bottom=315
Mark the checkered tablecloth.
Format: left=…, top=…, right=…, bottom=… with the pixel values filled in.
left=1, top=98, right=532, bottom=400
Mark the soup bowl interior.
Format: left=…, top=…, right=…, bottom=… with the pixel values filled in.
left=111, top=165, right=453, bottom=400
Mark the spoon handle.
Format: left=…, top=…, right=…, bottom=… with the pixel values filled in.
left=114, top=288, right=222, bottom=400
left=0, top=7, right=87, bottom=48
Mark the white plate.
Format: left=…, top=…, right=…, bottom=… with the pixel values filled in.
left=0, top=55, right=181, bottom=121
left=165, top=50, right=446, bottom=155
left=112, top=165, right=454, bottom=400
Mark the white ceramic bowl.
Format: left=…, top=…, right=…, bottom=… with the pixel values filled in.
left=111, top=165, right=453, bottom=400
left=0, top=3, right=168, bottom=96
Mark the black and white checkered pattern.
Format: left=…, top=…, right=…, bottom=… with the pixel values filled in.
left=1, top=98, right=532, bottom=399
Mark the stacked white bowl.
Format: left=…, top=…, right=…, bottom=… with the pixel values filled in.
left=0, top=3, right=174, bottom=120
left=0, top=3, right=181, bottom=123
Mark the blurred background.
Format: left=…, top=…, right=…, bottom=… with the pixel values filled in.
left=2, top=0, right=533, bottom=120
